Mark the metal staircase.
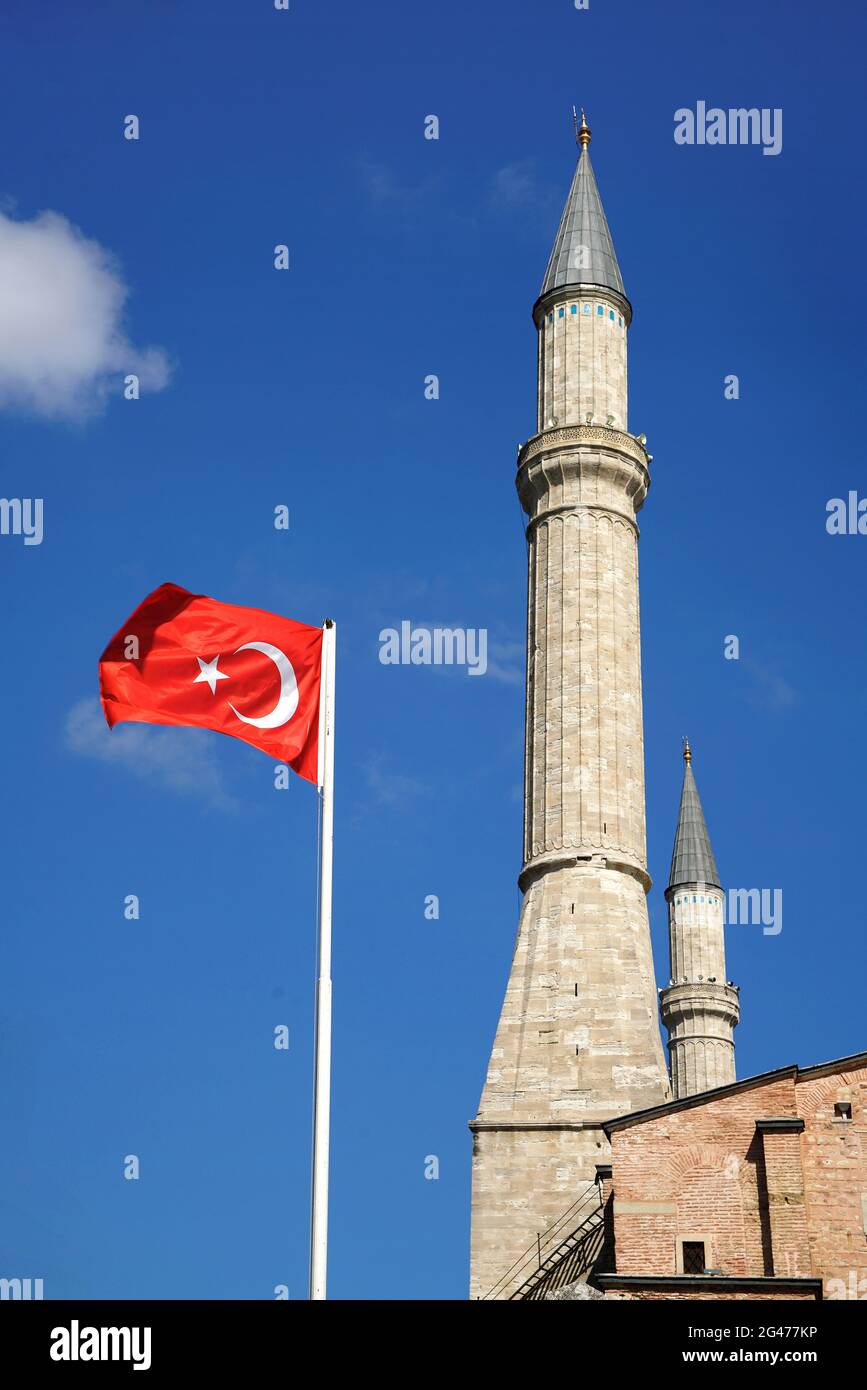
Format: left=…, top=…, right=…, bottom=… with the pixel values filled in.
left=512, top=1206, right=605, bottom=1299
left=480, top=1185, right=610, bottom=1301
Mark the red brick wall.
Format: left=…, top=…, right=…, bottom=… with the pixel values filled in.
left=608, top=1062, right=867, bottom=1298
left=610, top=1076, right=795, bottom=1278
left=798, top=1066, right=867, bottom=1299
left=678, top=1165, right=748, bottom=1275
left=761, top=1128, right=809, bottom=1276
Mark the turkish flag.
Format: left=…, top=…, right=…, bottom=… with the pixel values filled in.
left=99, top=583, right=323, bottom=783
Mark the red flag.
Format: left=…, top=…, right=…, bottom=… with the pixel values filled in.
left=99, top=583, right=323, bottom=783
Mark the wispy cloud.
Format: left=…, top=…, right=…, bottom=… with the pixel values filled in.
left=741, top=659, right=799, bottom=711
left=355, top=156, right=478, bottom=243
left=65, top=697, right=237, bottom=811
left=0, top=209, right=170, bottom=420
left=485, top=636, right=524, bottom=686
left=489, top=160, right=539, bottom=209
left=365, top=757, right=426, bottom=809
left=357, top=156, right=443, bottom=210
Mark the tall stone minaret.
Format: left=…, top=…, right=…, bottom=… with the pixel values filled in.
left=659, top=741, right=739, bottom=1099
left=469, top=114, right=670, bottom=1300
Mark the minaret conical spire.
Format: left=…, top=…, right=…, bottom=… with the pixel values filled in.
left=668, top=739, right=721, bottom=892
left=539, top=111, right=627, bottom=301
left=660, top=742, right=739, bottom=1099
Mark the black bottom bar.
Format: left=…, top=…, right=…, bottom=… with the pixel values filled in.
left=0, top=1296, right=857, bottom=1375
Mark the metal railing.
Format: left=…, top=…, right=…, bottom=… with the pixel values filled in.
left=515, top=1212, right=605, bottom=1300
left=479, top=1184, right=603, bottom=1301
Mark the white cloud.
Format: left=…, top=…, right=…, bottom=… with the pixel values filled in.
left=485, top=637, right=524, bottom=686
left=490, top=160, right=538, bottom=208
left=740, top=660, right=799, bottom=711
left=0, top=209, right=170, bottom=420
left=65, top=697, right=236, bottom=811
left=365, top=757, right=426, bottom=809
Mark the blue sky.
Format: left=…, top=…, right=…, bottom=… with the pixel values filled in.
left=1, top=0, right=865, bottom=1300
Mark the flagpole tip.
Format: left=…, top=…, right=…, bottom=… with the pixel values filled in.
left=324, top=618, right=334, bottom=629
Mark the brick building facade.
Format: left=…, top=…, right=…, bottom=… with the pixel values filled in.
left=594, top=1051, right=867, bottom=1300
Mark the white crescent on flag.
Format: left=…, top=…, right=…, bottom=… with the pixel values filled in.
left=228, top=641, right=299, bottom=729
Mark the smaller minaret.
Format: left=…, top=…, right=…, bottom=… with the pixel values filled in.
left=659, top=741, right=740, bottom=1098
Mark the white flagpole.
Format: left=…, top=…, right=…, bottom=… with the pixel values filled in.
left=310, top=619, right=335, bottom=1300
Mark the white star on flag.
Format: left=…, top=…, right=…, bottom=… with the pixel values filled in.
left=193, top=655, right=229, bottom=694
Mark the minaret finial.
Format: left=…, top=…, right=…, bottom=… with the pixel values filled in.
left=575, top=107, right=591, bottom=149
left=683, top=736, right=692, bottom=765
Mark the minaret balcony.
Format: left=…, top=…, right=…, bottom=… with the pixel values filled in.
left=658, top=979, right=741, bottom=1034
left=517, top=423, right=651, bottom=526
left=517, top=421, right=650, bottom=473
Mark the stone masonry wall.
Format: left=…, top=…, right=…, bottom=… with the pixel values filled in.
left=537, top=292, right=627, bottom=432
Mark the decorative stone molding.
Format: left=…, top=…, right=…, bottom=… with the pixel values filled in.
left=659, top=981, right=741, bottom=1024
left=517, top=422, right=650, bottom=473
left=517, top=426, right=652, bottom=524
left=532, top=283, right=633, bottom=328
left=518, top=850, right=652, bottom=894
left=469, top=1120, right=609, bottom=1133
left=524, top=500, right=641, bottom=536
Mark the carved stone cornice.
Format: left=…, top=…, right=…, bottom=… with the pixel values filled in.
left=517, top=426, right=652, bottom=525
left=532, top=284, right=633, bottom=328
left=517, top=423, right=651, bottom=474
left=519, top=850, right=651, bottom=895
left=658, top=981, right=741, bottom=1029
